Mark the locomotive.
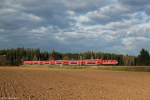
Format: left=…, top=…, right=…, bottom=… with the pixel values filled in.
left=23, top=59, right=118, bottom=65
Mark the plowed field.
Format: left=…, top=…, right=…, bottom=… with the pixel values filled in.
left=0, top=67, right=150, bottom=100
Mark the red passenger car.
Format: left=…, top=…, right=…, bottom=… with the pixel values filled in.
left=23, top=59, right=118, bottom=65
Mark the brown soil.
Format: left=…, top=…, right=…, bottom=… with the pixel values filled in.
left=0, top=67, right=150, bottom=100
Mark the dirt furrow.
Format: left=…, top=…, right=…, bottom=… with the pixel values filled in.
left=0, top=67, right=150, bottom=100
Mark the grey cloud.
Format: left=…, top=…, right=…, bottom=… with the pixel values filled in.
left=119, top=0, right=150, bottom=14
left=0, top=0, right=150, bottom=55
left=119, top=0, right=150, bottom=6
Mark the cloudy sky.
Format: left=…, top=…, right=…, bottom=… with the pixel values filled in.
left=0, top=0, right=150, bottom=55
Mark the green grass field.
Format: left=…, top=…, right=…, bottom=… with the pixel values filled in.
left=22, top=65, right=150, bottom=72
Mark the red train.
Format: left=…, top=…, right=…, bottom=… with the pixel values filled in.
left=23, top=59, right=118, bottom=65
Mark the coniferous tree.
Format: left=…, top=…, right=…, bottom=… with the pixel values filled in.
left=137, top=48, right=150, bottom=66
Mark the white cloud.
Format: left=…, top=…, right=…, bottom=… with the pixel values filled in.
left=122, top=37, right=150, bottom=50
left=77, top=15, right=91, bottom=23
left=24, top=13, right=42, bottom=22
left=67, top=10, right=76, bottom=16
left=0, top=29, right=5, bottom=32
left=30, top=26, right=49, bottom=33
left=0, top=8, right=18, bottom=15
left=0, top=0, right=150, bottom=54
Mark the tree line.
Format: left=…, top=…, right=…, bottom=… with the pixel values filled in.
left=0, top=48, right=149, bottom=66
